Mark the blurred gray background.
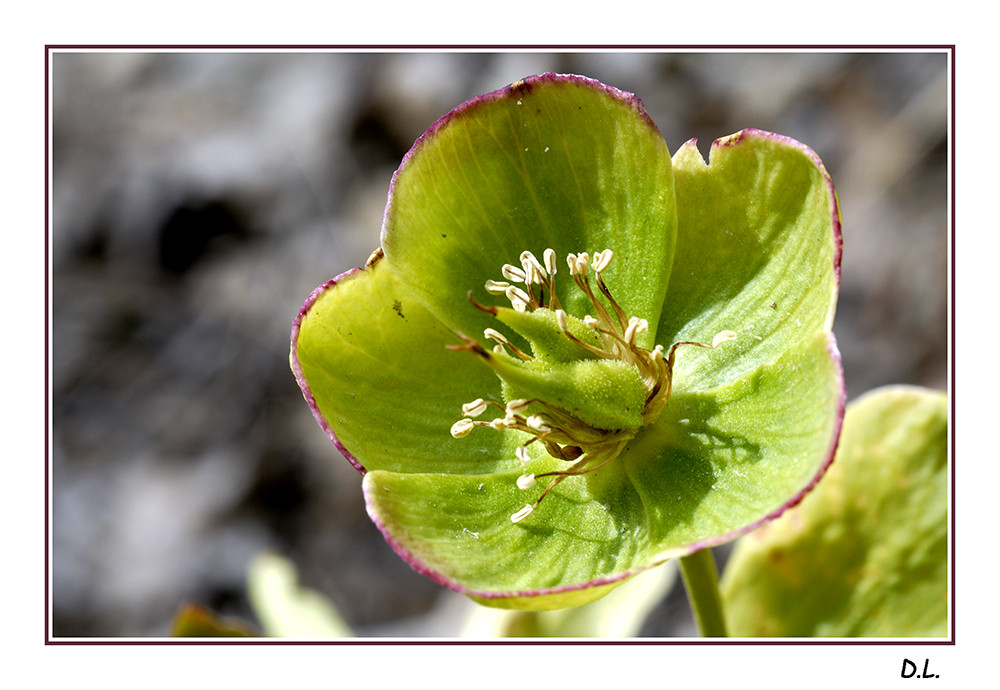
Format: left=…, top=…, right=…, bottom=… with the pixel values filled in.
left=51, top=51, right=948, bottom=637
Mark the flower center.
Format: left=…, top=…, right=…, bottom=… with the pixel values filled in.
left=448, top=248, right=735, bottom=523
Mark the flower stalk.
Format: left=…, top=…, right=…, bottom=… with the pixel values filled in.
left=679, top=548, right=728, bottom=637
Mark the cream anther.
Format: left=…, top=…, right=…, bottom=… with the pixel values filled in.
left=505, top=285, right=530, bottom=311
left=592, top=249, right=613, bottom=272
left=506, top=398, right=529, bottom=414
left=501, top=264, right=527, bottom=283
left=575, top=252, right=590, bottom=276
left=712, top=330, right=738, bottom=348
left=450, top=419, right=475, bottom=438
left=505, top=285, right=530, bottom=303
left=462, top=398, right=488, bottom=418
left=555, top=309, right=569, bottom=332
left=584, top=315, right=600, bottom=329
left=520, top=251, right=546, bottom=282
left=490, top=418, right=509, bottom=430
left=624, top=317, right=649, bottom=345
left=543, top=248, right=557, bottom=275
left=484, top=280, right=510, bottom=295
left=526, top=415, right=551, bottom=432
left=484, top=328, right=509, bottom=344
left=517, top=473, right=537, bottom=490
left=510, top=504, right=534, bottom=523
left=516, top=446, right=531, bottom=465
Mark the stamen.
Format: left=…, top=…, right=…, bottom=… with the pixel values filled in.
left=517, top=473, right=537, bottom=490
left=462, top=398, right=488, bottom=418
left=486, top=327, right=533, bottom=361
left=592, top=249, right=613, bottom=272
left=593, top=268, right=629, bottom=332
left=526, top=415, right=551, bottom=432
left=505, top=285, right=531, bottom=311
left=484, top=328, right=509, bottom=345
left=502, top=264, right=527, bottom=283
left=484, top=280, right=510, bottom=295
left=555, top=309, right=569, bottom=332
left=624, top=317, right=649, bottom=345
left=506, top=399, right=530, bottom=414
left=450, top=419, right=475, bottom=438
left=520, top=251, right=547, bottom=283
left=510, top=504, right=534, bottom=523
left=516, top=446, right=530, bottom=465
left=543, top=248, right=557, bottom=275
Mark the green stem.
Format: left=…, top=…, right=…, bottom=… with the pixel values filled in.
left=679, top=547, right=728, bottom=637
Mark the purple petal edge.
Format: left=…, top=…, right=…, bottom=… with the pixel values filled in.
left=360, top=477, right=657, bottom=602
left=292, top=102, right=848, bottom=603
left=679, top=332, right=846, bottom=555
left=380, top=72, right=661, bottom=249
left=290, top=268, right=368, bottom=474
left=712, top=128, right=844, bottom=295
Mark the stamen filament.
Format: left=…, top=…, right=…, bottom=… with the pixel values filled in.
left=594, top=271, right=630, bottom=332
left=520, top=251, right=547, bottom=283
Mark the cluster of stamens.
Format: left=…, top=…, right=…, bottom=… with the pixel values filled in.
left=449, top=248, right=736, bottom=523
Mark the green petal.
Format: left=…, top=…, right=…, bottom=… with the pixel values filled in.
left=721, top=386, right=948, bottom=637
left=664, top=130, right=841, bottom=391
left=292, top=78, right=846, bottom=611
left=292, top=254, right=513, bottom=475
left=624, top=329, right=843, bottom=557
left=362, top=331, right=842, bottom=607
left=362, top=466, right=648, bottom=610
left=382, top=73, right=676, bottom=345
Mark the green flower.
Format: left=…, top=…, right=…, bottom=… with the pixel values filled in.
left=291, top=73, right=844, bottom=610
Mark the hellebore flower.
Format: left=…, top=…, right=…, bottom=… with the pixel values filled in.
left=291, top=73, right=844, bottom=610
